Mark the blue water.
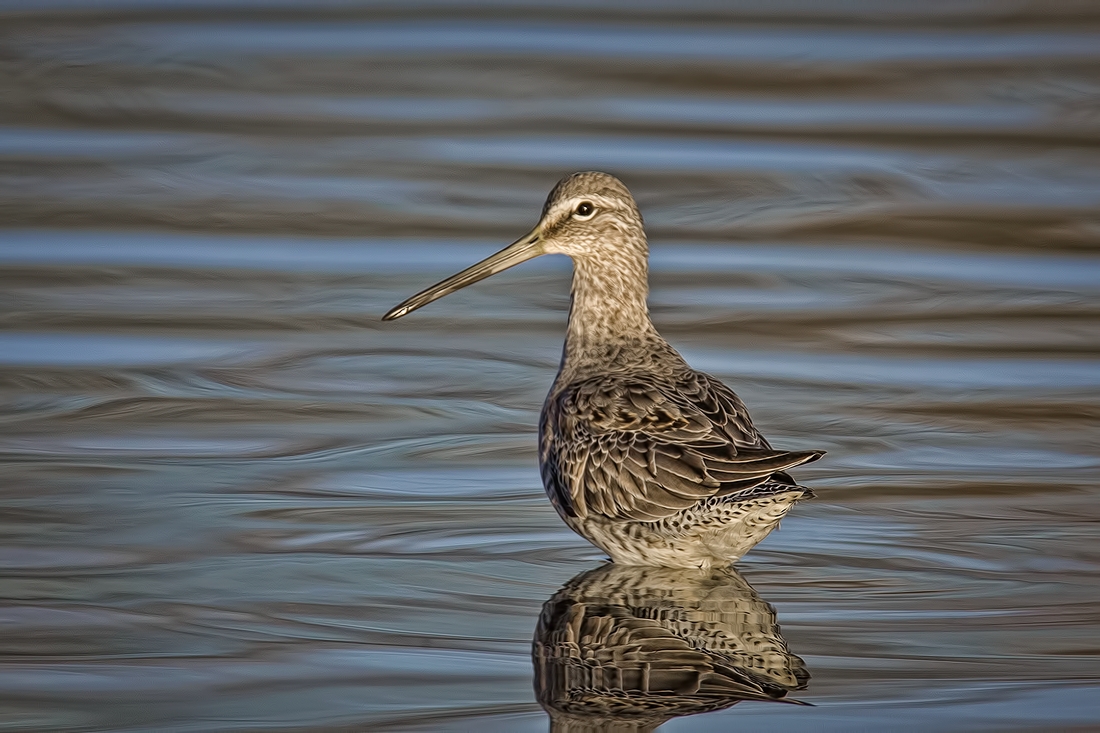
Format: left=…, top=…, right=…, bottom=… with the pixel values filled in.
left=1, top=2, right=1099, bottom=730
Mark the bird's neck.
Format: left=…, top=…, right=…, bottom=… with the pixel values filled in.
left=562, top=250, right=662, bottom=367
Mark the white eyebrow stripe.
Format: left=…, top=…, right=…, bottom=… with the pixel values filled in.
left=552, top=194, right=616, bottom=218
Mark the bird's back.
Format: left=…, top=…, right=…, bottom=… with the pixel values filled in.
left=539, top=343, right=822, bottom=567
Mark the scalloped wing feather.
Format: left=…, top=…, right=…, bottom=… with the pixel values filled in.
left=540, top=371, right=823, bottom=521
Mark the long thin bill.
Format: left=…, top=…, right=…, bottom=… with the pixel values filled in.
left=382, top=229, right=543, bottom=321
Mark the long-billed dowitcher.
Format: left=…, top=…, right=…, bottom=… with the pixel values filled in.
left=384, top=172, right=823, bottom=568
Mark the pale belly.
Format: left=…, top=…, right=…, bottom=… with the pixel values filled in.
left=564, top=491, right=807, bottom=569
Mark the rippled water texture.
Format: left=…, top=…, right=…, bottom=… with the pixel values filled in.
left=2, top=1, right=1100, bottom=730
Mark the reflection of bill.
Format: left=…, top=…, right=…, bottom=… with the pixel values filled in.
left=534, top=564, right=809, bottom=732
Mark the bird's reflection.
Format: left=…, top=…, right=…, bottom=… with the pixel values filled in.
left=533, top=564, right=809, bottom=732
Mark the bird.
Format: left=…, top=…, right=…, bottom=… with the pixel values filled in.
left=384, top=171, right=824, bottom=568
left=533, top=562, right=810, bottom=732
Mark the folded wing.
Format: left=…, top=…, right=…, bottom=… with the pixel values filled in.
left=540, top=370, right=823, bottom=521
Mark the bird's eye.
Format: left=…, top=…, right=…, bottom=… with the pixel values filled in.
left=573, top=201, right=596, bottom=219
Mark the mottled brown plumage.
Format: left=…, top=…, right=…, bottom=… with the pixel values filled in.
left=534, top=563, right=809, bottom=732
left=385, top=172, right=824, bottom=567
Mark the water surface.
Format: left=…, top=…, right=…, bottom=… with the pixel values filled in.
left=1, top=2, right=1099, bottom=730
